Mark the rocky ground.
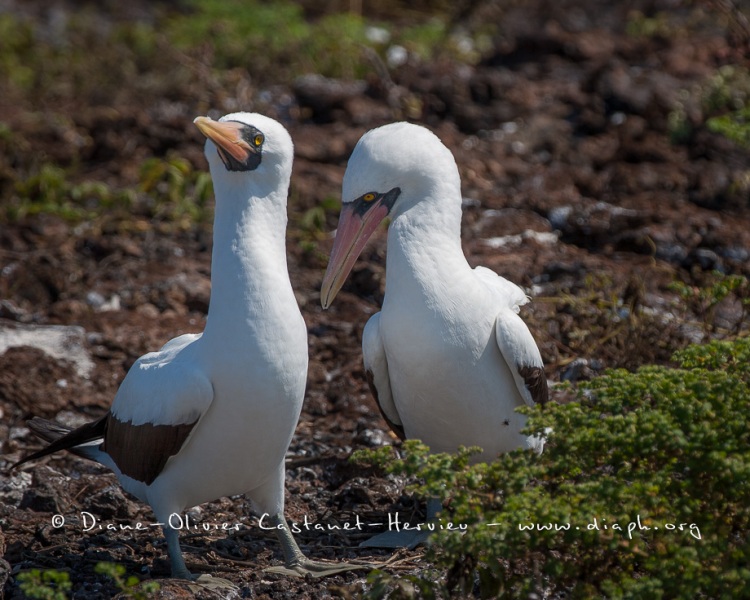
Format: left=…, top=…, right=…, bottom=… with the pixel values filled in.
left=1, top=0, right=749, bottom=598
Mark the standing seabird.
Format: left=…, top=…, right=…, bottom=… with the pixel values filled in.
left=321, top=122, right=549, bottom=546
left=13, top=112, right=352, bottom=580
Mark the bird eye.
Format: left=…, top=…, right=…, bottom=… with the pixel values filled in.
left=254, top=134, right=264, bottom=146
left=363, top=192, right=376, bottom=202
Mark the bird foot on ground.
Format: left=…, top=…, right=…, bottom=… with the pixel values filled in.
left=359, top=529, right=430, bottom=549
left=186, top=574, right=239, bottom=592
left=264, top=559, right=369, bottom=578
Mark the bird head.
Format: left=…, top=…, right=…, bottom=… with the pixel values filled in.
left=194, top=112, right=293, bottom=198
left=320, top=122, right=460, bottom=308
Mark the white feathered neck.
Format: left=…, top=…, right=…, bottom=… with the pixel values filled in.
left=203, top=114, right=295, bottom=336
left=343, top=123, right=471, bottom=299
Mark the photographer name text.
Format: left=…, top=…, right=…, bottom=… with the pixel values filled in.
left=51, top=511, right=701, bottom=539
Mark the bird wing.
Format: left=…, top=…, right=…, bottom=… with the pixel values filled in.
left=362, top=312, right=405, bottom=440
left=10, top=415, right=108, bottom=469
left=474, top=266, right=548, bottom=407
left=105, top=333, right=215, bottom=484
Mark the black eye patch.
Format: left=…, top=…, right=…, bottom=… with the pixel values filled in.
left=218, top=122, right=264, bottom=172
left=352, top=187, right=401, bottom=216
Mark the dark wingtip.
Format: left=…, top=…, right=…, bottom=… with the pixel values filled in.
left=366, top=369, right=406, bottom=441
left=8, top=417, right=71, bottom=471
left=518, top=365, right=550, bottom=406
left=8, top=414, right=108, bottom=471
left=8, top=450, right=43, bottom=471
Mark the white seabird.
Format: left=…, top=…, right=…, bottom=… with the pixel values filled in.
left=13, top=112, right=353, bottom=580
left=321, top=122, right=549, bottom=545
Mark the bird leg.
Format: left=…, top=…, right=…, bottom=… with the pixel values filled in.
left=164, top=525, right=195, bottom=580
left=163, top=525, right=237, bottom=590
left=264, top=513, right=366, bottom=578
left=426, top=496, right=442, bottom=521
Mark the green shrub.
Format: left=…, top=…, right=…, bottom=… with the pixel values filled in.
left=356, top=337, right=750, bottom=599
left=16, top=563, right=159, bottom=600
left=707, top=105, right=750, bottom=149
left=165, top=1, right=381, bottom=80
left=669, top=65, right=750, bottom=150
left=165, top=0, right=310, bottom=74
left=0, top=14, right=37, bottom=92
left=702, top=65, right=750, bottom=150
left=139, top=155, right=214, bottom=226
left=8, top=164, right=133, bottom=222
left=94, top=563, right=160, bottom=599
left=17, top=568, right=71, bottom=600
left=165, top=0, right=470, bottom=82
left=3, top=155, right=212, bottom=227
left=625, top=10, right=674, bottom=40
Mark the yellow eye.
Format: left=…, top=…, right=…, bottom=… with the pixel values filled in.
left=363, top=192, right=376, bottom=202
left=254, top=134, right=263, bottom=146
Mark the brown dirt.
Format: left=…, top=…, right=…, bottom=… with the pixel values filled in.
left=1, top=1, right=749, bottom=598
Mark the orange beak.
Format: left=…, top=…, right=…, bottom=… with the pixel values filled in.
left=194, top=116, right=253, bottom=164
left=321, top=188, right=400, bottom=309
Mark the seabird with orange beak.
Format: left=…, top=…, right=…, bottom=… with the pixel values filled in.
left=321, top=122, right=549, bottom=547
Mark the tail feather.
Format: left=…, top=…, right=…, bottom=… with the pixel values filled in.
left=11, top=415, right=108, bottom=469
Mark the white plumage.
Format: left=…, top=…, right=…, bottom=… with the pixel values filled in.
left=322, top=122, right=548, bottom=463
left=15, top=112, right=351, bottom=580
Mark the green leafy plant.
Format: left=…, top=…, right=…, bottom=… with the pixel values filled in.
left=669, top=64, right=750, bottom=149
left=0, top=9, right=166, bottom=109
left=294, top=195, right=341, bottom=254
left=165, top=0, right=475, bottom=82
left=95, top=562, right=160, bottom=599
left=139, top=155, right=214, bottom=226
left=364, top=567, right=448, bottom=599
left=165, top=0, right=375, bottom=79
left=4, top=153, right=213, bottom=227
left=355, top=336, right=750, bottom=599
left=17, top=563, right=160, bottom=600
left=702, top=64, right=750, bottom=150
left=0, top=2, right=469, bottom=229
left=707, top=104, right=750, bottom=148
left=165, top=0, right=310, bottom=73
left=625, top=10, right=674, bottom=40
left=17, top=569, right=72, bottom=600
left=0, top=14, right=37, bottom=92
left=7, top=164, right=135, bottom=223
